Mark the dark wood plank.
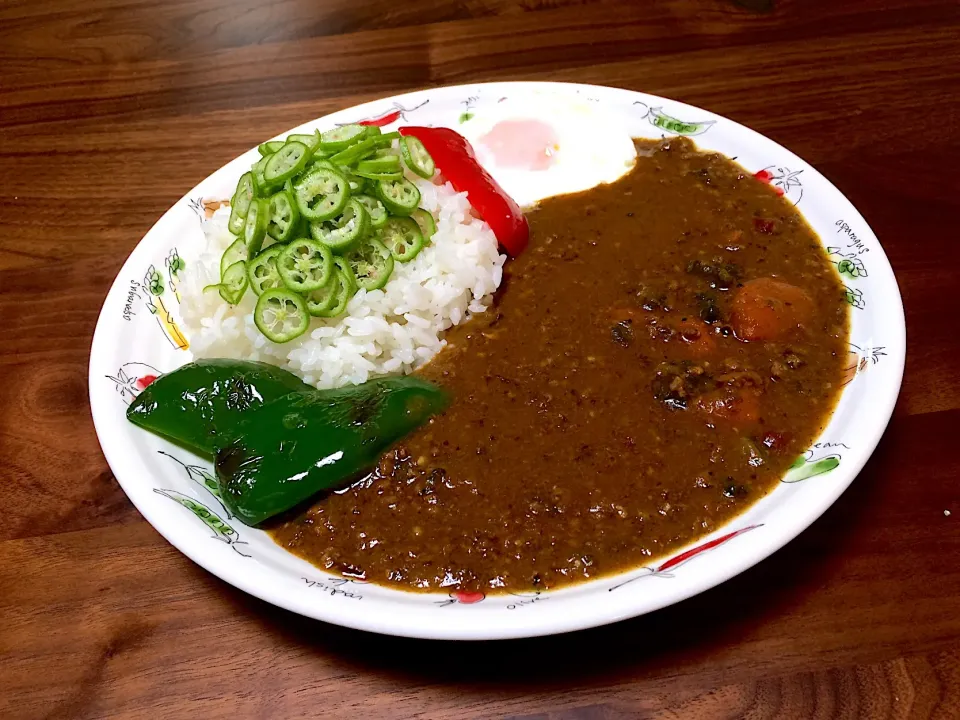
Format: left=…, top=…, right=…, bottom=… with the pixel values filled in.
left=2, top=0, right=958, bottom=131
left=2, top=0, right=956, bottom=75
left=0, top=0, right=616, bottom=67
left=503, top=647, right=960, bottom=719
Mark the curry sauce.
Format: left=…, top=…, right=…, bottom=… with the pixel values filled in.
left=269, top=138, right=849, bottom=593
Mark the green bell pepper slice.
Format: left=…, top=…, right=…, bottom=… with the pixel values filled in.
left=215, top=376, right=450, bottom=525
left=126, top=359, right=312, bottom=457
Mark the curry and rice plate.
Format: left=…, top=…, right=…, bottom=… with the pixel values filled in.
left=131, top=116, right=848, bottom=595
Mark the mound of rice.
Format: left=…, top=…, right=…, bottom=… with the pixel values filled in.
left=179, top=176, right=506, bottom=389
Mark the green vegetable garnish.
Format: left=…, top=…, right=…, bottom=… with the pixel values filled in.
left=126, top=359, right=312, bottom=457
left=294, top=166, right=350, bottom=222
left=217, top=260, right=249, bottom=304
left=306, top=260, right=357, bottom=317
left=353, top=168, right=404, bottom=182
left=211, top=121, right=447, bottom=342
left=246, top=245, right=284, bottom=296
left=400, top=135, right=435, bottom=179
left=254, top=287, right=310, bottom=343
left=309, top=197, right=371, bottom=252
left=373, top=131, right=401, bottom=146
left=277, top=238, right=333, bottom=293
left=375, top=177, right=421, bottom=216
left=286, top=132, right=322, bottom=151
left=251, top=155, right=280, bottom=197
left=220, top=238, right=248, bottom=279
left=411, top=208, right=437, bottom=242
left=264, top=141, right=311, bottom=184
left=258, top=140, right=286, bottom=157
left=328, top=137, right=379, bottom=167
left=266, top=188, right=301, bottom=242
left=355, top=193, right=389, bottom=229
left=243, top=197, right=270, bottom=255
left=344, top=236, right=394, bottom=291
left=215, top=376, right=450, bottom=525
left=319, top=124, right=367, bottom=152
left=227, top=172, right=256, bottom=234
left=356, top=151, right=402, bottom=176
left=379, top=216, right=424, bottom=263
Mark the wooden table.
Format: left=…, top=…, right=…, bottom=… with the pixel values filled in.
left=2, top=1, right=959, bottom=717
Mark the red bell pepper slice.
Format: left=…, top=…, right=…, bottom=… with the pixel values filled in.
left=398, top=126, right=529, bottom=256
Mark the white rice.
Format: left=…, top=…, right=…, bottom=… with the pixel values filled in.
left=179, top=175, right=506, bottom=389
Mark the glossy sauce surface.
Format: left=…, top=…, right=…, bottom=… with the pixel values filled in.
left=269, top=137, right=850, bottom=593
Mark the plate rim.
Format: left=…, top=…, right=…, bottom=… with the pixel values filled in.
left=88, top=80, right=906, bottom=640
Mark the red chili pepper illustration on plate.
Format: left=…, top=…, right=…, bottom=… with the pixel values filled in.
left=754, top=166, right=804, bottom=203
left=434, top=590, right=486, bottom=607
left=345, top=99, right=430, bottom=127
left=608, top=524, right=763, bottom=591
left=753, top=169, right=784, bottom=196
left=359, top=110, right=401, bottom=127
left=840, top=342, right=886, bottom=386
left=106, top=362, right=162, bottom=404
left=753, top=168, right=776, bottom=184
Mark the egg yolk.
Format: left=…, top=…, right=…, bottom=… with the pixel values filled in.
left=478, top=119, right=560, bottom=171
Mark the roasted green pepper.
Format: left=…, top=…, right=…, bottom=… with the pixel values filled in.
left=215, top=376, right=449, bottom=525
left=126, top=359, right=311, bottom=457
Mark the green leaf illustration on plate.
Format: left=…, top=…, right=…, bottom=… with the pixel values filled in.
left=142, top=261, right=189, bottom=349
left=159, top=451, right=231, bottom=517
left=165, top=248, right=185, bottom=303
left=843, top=285, right=865, bottom=309
left=826, top=247, right=868, bottom=279
left=458, top=95, right=478, bottom=125
left=633, top=102, right=716, bottom=137
left=166, top=249, right=185, bottom=278
left=144, top=265, right=164, bottom=297
left=784, top=455, right=840, bottom=483
left=647, top=107, right=715, bottom=136
left=154, top=488, right=250, bottom=556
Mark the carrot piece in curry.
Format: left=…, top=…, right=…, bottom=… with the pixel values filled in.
left=676, top=319, right=718, bottom=357
left=731, top=277, right=815, bottom=342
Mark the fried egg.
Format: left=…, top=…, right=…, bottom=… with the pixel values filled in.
left=458, top=95, right=637, bottom=207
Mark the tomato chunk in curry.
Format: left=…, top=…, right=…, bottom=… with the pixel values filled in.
left=269, top=137, right=850, bottom=593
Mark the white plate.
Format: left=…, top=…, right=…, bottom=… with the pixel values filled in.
left=89, top=82, right=905, bottom=640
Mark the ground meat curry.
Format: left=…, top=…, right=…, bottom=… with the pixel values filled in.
left=269, top=137, right=849, bottom=593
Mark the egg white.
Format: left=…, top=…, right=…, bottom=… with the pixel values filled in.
left=458, top=95, right=637, bottom=208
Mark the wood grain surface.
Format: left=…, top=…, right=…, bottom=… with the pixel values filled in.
left=2, top=1, right=959, bottom=718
